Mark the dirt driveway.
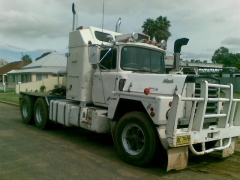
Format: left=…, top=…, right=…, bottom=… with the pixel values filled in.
left=0, top=103, right=240, bottom=180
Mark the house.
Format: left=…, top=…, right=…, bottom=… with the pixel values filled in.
left=0, top=59, right=8, bottom=68
left=7, top=52, right=67, bottom=93
left=7, top=52, right=67, bottom=85
left=0, top=61, right=30, bottom=86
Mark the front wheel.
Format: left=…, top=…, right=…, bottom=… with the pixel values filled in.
left=115, top=111, right=158, bottom=166
left=34, top=98, right=49, bottom=130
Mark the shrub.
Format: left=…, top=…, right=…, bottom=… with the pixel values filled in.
left=50, top=85, right=66, bottom=96
left=40, top=85, right=46, bottom=92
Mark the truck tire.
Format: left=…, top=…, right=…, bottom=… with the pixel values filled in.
left=34, top=98, right=49, bottom=130
left=115, top=111, right=158, bottom=166
left=20, top=95, right=34, bottom=124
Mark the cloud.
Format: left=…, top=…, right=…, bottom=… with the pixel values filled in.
left=221, top=37, right=240, bottom=46
left=0, top=10, right=68, bottom=39
left=0, top=0, right=239, bottom=63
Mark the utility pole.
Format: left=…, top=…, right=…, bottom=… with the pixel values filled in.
left=21, top=52, right=23, bottom=69
left=21, top=52, right=23, bottom=84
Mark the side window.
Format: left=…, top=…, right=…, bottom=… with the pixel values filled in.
left=99, top=49, right=117, bottom=70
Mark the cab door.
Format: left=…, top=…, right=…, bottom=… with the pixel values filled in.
left=92, top=48, right=117, bottom=105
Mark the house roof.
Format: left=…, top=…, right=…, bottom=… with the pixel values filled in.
left=165, top=56, right=222, bottom=69
left=23, top=52, right=67, bottom=69
left=7, top=52, right=67, bottom=75
left=0, top=61, right=30, bottom=75
left=8, top=67, right=66, bottom=74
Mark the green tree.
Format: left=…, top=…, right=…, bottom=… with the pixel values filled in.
left=21, top=54, right=32, bottom=63
left=142, top=18, right=156, bottom=40
left=36, top=52, right=52, bottom=61
left=142, top=16, right=171, bottom=42
left=154, top=16, right=171, bottom=42
left=212, top=47, right=240, bottom=69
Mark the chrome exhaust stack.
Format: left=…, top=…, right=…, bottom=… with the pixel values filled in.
left=115, top=18, right=121, bottom=33
left=169, top=38, right=189, bottom=74
left=72, top=3, right=76, bottom=31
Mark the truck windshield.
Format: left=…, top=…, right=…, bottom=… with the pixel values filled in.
left=121, top=46, right=165, bottom=73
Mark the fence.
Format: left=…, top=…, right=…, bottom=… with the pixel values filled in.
left=15, top=76, right=66, bottom=94
left=0, top=84, right=15, bottom=92
left=218, top=77, right=240, bottom=93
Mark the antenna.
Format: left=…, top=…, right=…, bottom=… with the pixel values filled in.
left=76, top=13, right=78, bottom=29
left=101, top=1, right=104, bottom=45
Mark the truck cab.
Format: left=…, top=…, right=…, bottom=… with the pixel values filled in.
left=66, top=26, right=167, bottom=106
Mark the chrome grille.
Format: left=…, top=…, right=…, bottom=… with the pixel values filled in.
left=195, top=83, right=219, bottom=114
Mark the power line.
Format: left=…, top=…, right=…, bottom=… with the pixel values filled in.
left=0, top=41, right=36, bottom=53
left=0, top=48, right=23, bottom=54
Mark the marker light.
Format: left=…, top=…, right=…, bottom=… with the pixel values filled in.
left=169, top=101, right=172, bottom=107
left=144, top=88, right=150, bottom=95
left=222, top=102, right=225, bottom=106
left=154, top=42, right=158, bottom=46
left=76, top=26, right=83, bottom=30
left=143, top=39, right=147, bottom=43
left=149, top=40, right=152, bottom=44
left=150, top=111, right=155, bottom=117
left=126, top=37, right=130, bottom=42
left=150, top=107, right=154, bottom=111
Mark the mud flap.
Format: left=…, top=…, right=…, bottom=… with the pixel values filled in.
left=222, top=137, right=237, bottom=157
left=167, top=146, right=188, bottom=171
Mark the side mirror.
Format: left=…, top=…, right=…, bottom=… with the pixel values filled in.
left=89, top=46, right=99, bottom=64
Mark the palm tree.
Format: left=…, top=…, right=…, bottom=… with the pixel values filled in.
left=142, top=18, right=155, bottom=40
left=21, top=54, right=32, bottom=63
left=154, top=16, right=171, bottom=42
left=142, top=16, right=171, bottom=42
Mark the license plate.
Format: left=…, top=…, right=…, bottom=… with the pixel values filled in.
left=176, top=135, right=191, bottom=145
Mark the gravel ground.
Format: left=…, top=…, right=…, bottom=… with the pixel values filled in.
left=0, top=103, right=239, bottom=180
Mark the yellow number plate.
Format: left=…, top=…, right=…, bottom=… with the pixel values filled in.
left=176, top=135, right=191, bottom=145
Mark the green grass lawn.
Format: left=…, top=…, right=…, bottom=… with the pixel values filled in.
left=0, top=91, right=53, bottom=105
left=0, top=92, right=20, bottom=104
left=0, top=89, right=15, bottom=93
left=233, top=93, right=240, bottom=99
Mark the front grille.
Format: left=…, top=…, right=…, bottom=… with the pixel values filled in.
left=195, top=83, right=218, bottom=114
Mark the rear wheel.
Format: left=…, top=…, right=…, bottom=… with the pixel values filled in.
left=34, top=98, right=49, bottom=130
left=115, top=111, right=158, bottom=166
left=20, top=95, right=34, bottom=124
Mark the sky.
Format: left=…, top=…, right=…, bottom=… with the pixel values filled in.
left=0, top=0, right=239, bottom=63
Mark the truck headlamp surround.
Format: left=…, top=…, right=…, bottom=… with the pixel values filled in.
left=131, top=32, right=138, bottom=41
left=106, top=35, right=113, bottom=42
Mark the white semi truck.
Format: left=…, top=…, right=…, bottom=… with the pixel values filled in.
left=19, top=4, right=240, bottom=171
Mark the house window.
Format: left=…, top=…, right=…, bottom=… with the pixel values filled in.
left=42, top=74, right=48, bottom=79
left=21, top=74, right=30, bottom=83
left=36, top=74, right=48, bottom=81
left=36, top=74, right=42, bottom=81
left=26, top=74, right=31, bottom=82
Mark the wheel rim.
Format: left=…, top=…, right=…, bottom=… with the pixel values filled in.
left=22, top=103, right=28, bottom=118
left=122, top=123, right=145, bottom=155
left=35, top=104, right=43, bottom=123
